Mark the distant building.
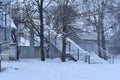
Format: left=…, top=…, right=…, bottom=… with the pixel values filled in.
left=0, top=0, right=17, bottom=59
left=0, top=0, right=12, bottom=43
left=109, top=27, right=120, bottom=54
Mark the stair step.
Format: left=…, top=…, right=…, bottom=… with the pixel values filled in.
left=90, top=62, right=103, bottom=64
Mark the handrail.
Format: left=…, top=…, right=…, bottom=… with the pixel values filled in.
left=66, top=38, right=89, bottom=55
left=94, top=42, right=111, bottom=58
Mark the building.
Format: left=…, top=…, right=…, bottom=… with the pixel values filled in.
left=0, top=0, right=11, bottom=44
left=0, top=0, right=17, bottom=59
left=109, top=27, right=120, bottom=54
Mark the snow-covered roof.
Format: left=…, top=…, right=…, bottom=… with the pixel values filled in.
left=11, top=19, right=16, bottom=29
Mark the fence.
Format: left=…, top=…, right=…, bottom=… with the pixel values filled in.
left=19, top=44, right=61, bottom=59
left=19, top=46, right=40, bottom=58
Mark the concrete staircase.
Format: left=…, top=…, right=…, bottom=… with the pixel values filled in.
left=67, top=37, right=108, bottom=64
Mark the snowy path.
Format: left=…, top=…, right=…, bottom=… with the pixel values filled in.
left=0, top=59, right=120, bottom=80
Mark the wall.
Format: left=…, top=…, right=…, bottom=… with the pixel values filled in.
left=109, top=47, right=120, bottom=54
left=47, top=43, right=61, bottom=59
left=19, top=44, right=61, bottom=59
left=0, top=28, right=11, bottom=43
left=78, top=40, right=98, bottom=55
left=19, top=46, right=40, bottom=58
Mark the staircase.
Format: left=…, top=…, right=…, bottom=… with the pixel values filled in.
left=66, top=38, right=110, bottom=64
left=45, top=38, right=78, bottom=61
left=46, top=33, right=109, bottom=63
left=22, top=31, right=112, bottom=64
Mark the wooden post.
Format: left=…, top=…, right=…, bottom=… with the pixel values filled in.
left=77, top=49, right=79, bottom=60
left=85, top=55, right=87, bottom=63
left=0, top=56, right=1, bottom=72
left=0, top=44, right=1, bottom=71
left=112, top=56, right=114, bottom=64
left=109, top=55, right=114, bottom=64
left=88, top=55, right=90, bottom=64
left=109, top=55, right=111, bottom=64
left=68, top=42, right=71, bottom=52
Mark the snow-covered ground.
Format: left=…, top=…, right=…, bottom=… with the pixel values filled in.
left=0, top=58, right=120, bottom=80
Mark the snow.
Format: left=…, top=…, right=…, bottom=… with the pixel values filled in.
left=11, top=19, right=16, bottom=29
left=0, top=59, right=120, bottom=80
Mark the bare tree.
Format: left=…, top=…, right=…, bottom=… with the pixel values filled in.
left=12, top=0, right=45, bottom=60
left=36, top=0, right=45, bottom=61
left=82, top=0, right=115, bottom=59
left=12, top=2, right=21, bottom=60
left=47, top=0, right=79, bottom=62
left=14, top=0, right=53, bottom=61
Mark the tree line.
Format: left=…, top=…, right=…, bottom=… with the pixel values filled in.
left=11, top=0, right=120, bottom=62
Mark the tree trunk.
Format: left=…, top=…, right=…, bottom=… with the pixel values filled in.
left=61, top=1, right=67, bottom=62
left=100, top=7, right=106, bottom=60
left=61, top=36, right=66, bottom=62
left=101, top=26, right=106, bottom=51
left=11, top=28, right=20, bottom=60
left=101, top=21, right=107, bottom=60
left=97, top=31, right=102, bottom=58
left=16, top=42, right=20, bottom=60
left=37, top=0, right=45, bottom=61
left=100, top=8, right=106, bottom=51
left=100, top=12, right=106, bottom=51
left=16, top=27, right=20, bottom=60
left=55, top=35, right=57, bottom=46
